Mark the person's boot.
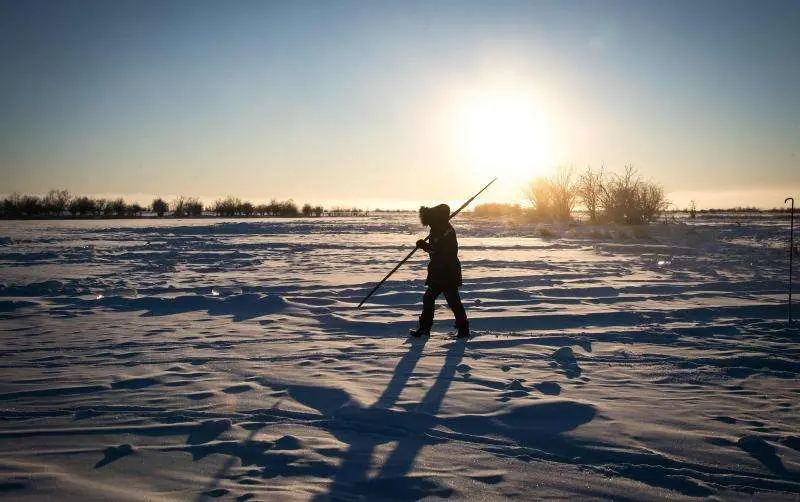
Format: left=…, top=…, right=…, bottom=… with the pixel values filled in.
left=456, top=320, right=470, bottom=339
left=409, top=326, right=430, bottom=338
left=411, top=311, right=433, bottom=338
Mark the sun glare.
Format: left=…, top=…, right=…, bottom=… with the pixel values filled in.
left=453, top=90, right=551, bottom=183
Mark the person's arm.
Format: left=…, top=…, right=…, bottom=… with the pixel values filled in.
left=416, top=239, right=431, bottom=253
left=437, top=230, right=457, bottom=259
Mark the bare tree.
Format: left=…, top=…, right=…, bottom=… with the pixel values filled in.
left=152, top=198, right=168, bottom=217
left=549, top=166, right=577, bottom=221
left=637, top=183, right=667, bottom=223
left=526, top=177, right=552, bottom=221
left=42, top=189, right=70, bottom=216
left=577, top=166, right=604, bottom=223
left=184, top=198, right=203, bottom=216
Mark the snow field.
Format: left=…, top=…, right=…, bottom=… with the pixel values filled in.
left=0, top=214, right=798, bottom=500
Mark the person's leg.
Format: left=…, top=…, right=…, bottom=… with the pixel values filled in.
left=443, top=289, right=469, bottom=337
left=412, top=287, right=440, bottom=336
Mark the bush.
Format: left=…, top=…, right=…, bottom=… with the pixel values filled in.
left=261, top=199, right=298, bottom=216
left=548, top=166, right=577, bottom=221
left=525, top=166, right=576, bottom=222
left=42, top=189, right=70, bottom=216
left=19, top=195, right=43, bottom=217
left=239, top=201, right=254, bottom=216
left=185, top=198, right=203, bottom=216
left=172, top=196, right=186, bottom=217
left=91, top=198, right=106, bottom=217
left=473, top=203, right=523, bottom=218
left=152, top=198, right=168, bottom=217
left=302, top=203, right=313, bottom=217
left=539, top=227, right=555, bottom=238
left=599, top=165, right=666, bottom=224
left=212, top=196, right=240, bottom=217
left=126, top=203, right=143, bottom=217
left=108, top=198, right=126, bottom=217
left=526, top=178, right=552, bottom=220
left=577, top=167, right=603, bottom=223
left=68, top=196, right=96, bottom=217
left=2, top=193, right=22, bottom=217
left=526, top=164, right=667, bottom=225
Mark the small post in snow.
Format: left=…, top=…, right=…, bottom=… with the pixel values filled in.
left=786, top=197, right=795, bottom=327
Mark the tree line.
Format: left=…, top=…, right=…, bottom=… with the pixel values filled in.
left=0, top=190, right=361, bottom=219
left=474, top=165, right=669, bottom=224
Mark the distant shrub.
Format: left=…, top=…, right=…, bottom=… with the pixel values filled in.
left=549, top=166, right=578, bottom=221
left=473, top=203, right=523, bottom=218
left=183, top=197, right=203, bottom=217
left=19, top=195, right=43, bottom=217
left=172, top=196, right=186, bottom=217
left=525, top=178, right=552, bottom=220
left=280, top=200, right=298, bottom=216
left=328, top=207, right=365, bottom=217
left=68, top=196, right=98, bottom=217
left=577, top=167, right=603, bottom=223
left=213, top=196, right=240, bottom=217
left=302, top=203, right=313, bottom=217
left=108, top=198, right=126, bottom=217
left=526, top=166, right=577, bottom=222
left=260, top=199, right=299, bottom=216
left=172, top=196, right=201, bottom=217
left=126, top=203, right=143, bottom=217
left=42, top=189, right=70, bottom=216
left=539, top=227, right=555, bottom=238
left=152, top=198, right=168, bottom=217
left=2, top=193, right=22, bottom=217
left=599, top=165, right=666, bottom=224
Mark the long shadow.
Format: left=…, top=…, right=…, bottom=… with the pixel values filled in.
left=318, top=337, right=430, bottom=500
left=309, top=339, right=467, bottom=500
left=194, top=426, right=262, bottom=502
left=376, top=340, right=466, bottom=480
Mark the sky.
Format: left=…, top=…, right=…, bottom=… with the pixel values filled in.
left=1, top=0, right=798, bottom=209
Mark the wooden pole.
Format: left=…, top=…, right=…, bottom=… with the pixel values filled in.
left=357, top=178, right=497, bottom=309
left=786, top=197, right=794, bottom=326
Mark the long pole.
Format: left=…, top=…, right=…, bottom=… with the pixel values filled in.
left=357, top=178, right=497, bottom=309
left=787, top=197, right=795, bottom=326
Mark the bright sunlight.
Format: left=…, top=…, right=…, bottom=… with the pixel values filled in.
left=453, top=89, right=552, bottom=183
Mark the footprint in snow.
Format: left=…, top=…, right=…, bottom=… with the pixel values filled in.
left=95, top=443, right=134, bottom=468
left=223, top=384, right=254, bottom=394
left=550, top=346, right=582, bottom=379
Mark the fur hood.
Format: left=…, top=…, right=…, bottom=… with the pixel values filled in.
left=419, top=204, right=451, bottom=227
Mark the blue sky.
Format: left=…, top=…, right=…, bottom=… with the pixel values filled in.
left=1, top=0, right=798, bottom=208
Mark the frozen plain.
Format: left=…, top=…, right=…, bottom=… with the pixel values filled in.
left=0, top=214, right=798, bottom=501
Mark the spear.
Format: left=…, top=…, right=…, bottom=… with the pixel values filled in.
left=357, top=178, right=497, bottom=308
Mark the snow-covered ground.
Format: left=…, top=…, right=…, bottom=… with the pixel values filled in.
left=0, top=214, right=797, bottom=501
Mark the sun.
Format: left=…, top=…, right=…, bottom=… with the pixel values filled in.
left=453, top=89, right=552, bottom=183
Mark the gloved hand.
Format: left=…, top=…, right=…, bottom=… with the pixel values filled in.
left=416, top=239, right=426, bottom=249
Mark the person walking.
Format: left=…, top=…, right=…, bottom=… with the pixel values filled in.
left=411, top=204, right=469, bottom=338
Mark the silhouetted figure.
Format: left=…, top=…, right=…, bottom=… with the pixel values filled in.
left=411, top=204, right=469, bottom=338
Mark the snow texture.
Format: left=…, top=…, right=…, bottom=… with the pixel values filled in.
left=0, top=214, right=798, bottom=501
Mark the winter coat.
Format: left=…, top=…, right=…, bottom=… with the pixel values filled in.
left=419, top=204, right=463, bottom=290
